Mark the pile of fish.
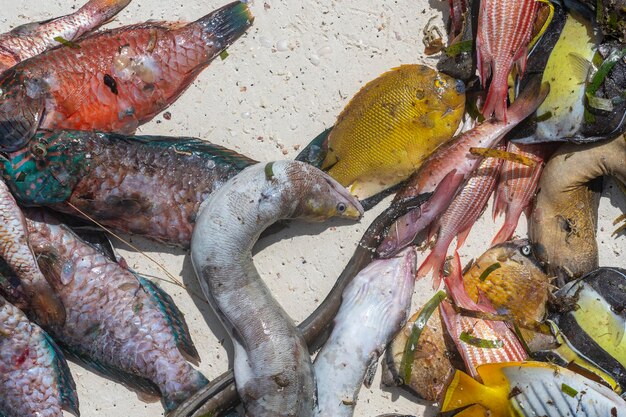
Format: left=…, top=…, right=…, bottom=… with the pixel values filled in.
left=0, top=0, right=623, bottom=416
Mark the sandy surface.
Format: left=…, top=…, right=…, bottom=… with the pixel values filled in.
left=1, top=0, right=625, bottom=416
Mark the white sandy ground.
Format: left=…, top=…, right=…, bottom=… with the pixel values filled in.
left=1, top=0, right=625, bottom=415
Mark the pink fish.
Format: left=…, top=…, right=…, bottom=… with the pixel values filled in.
left=491, top=142, right=553, bottom=245
left=377, top=78, right=549, bottom=259
left=415, top=149, right=503, bottom=288
left=477, top=0, right=538, bottom=122
left=440, top=252, right=527, bottom=378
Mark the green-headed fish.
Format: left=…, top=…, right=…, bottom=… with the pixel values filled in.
left=442, top=361, right=626, bottom=417
left=320, top=64, right=465, bottom=200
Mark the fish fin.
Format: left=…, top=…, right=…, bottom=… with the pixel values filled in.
left=453, top=404, right=492, bottom=417
left=295, top=127, right=331, bottom=169
left=476, top=43, right=491, bottom=88
left=441, top=369, right=492, bottom=413
left=136, top=275, right=200, bottom=363
left=42, top=332, right=79, bottom=416
left=492, top=185, right=507, bottom=221
left=62, top=346, right=162, bottom=398
left=482, top=70, right=509, bottom=122
left=455, top=227, right=472, bottom=250
left=566, top=52, right=592, bottom=84
left=443, top=251, right=480, bottom=311
left=0, top=73, right=44, bottom=151
left=116, top=134, right=257, bottom=170
left=416, top=241, right=449, bottom=289
left=507, top=76, right=550, bottom=125
left=491, top=209, right=520, bottom=245
left=193, top=1, right=254, bottom=53
left=57, top=73, right=91, bottom=118
left=29, top=280, right=66, bottom=327
left=363, top=354, right=379, bottom=389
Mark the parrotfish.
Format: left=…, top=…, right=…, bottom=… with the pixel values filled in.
left=0, top=0, right=132, bottom=73
left=377, top=78, right=549, bottom=259
left=0, top=130, right=256, bottom=248
left=320, top=64, right=465, bottom=200
left=491, top=142, right=552, bottom=245
left=0, top=1, right=253, bottom=152
left=314, top=248, right=416, bottom=417
left=442, top=361, right=626, bottom=417
left=477, top=0, right=538, bottom=121
left=416, top=149, right=503, bottom=287
left=24, top=208, right=209, bottom=412
left=0, top=294, right=78, bottom=417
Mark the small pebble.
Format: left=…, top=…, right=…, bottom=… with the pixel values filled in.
left=276, top=39, right=290, bottom=52
left=163, top=111, right=171, bottom=120
left=317, top=45, right=332, bottom=56
left=309, top=54, right=321, bottom=66
left=259, top=36, right=273, bottom=48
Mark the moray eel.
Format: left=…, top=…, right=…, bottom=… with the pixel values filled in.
left=529, top=135, right=626, bottom=282
left=191, top=161, right=363, bottom=417
left=314, top=248, right=416, bottom=417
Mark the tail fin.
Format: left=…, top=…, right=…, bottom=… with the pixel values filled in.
left=195, top=1, right=254, bottom=51
left=491, top=209, right=520, bottom=245
left=481, top=75, right=509, bottom=122
left=444, top=252, right=480, bottom=311
left=441, top=369, right=493, bottom=413
left=506, top=76, right=550, bottom=125
left=416, top=237, right=452, bottom=289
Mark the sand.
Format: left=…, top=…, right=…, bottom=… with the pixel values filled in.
left=1, top=0, right=624, bottom=416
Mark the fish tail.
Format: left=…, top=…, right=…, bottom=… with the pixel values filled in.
left=507, top=76, right=550, bottom=125
left=481, top=70, right=510, bottom=122
left=443, top=251, right=477, bottom=310
left=492, top=185, right=507, bottom=220
left=162, top=370, right=209, bottom=413
left=78, top=0, right=132, bottom=21
left=491, top=209, right=521, bottom=245
left=193, top=1, right=254, bottom=51
left=416, top=239, right=450, bottom=289
left=441, top=369, right=499, bottom=414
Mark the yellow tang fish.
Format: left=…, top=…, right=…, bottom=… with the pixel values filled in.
left=321, top=64, right=465, bottom=199
left=442, top=361, right=626, bottom=417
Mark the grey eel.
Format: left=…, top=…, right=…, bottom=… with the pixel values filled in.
left=190, top=160, right=364, bottom=416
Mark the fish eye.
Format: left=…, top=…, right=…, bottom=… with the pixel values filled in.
left=336, top=202, right=347, bottom=213
left=521, top=245, right=532, bottom=256
left=455, top=79, right=465, bottom=94
left=434, top=78, right=446, bottom=88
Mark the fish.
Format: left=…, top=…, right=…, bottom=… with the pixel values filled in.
left=0, top=130, right=256, bottom=248
left=529, top=135, right=626, bottom=283
left=0, top=295, right=78, bottom=417
left=320, top=64, right=466, bottom=200
left=314, top=248, right=416, bottom=417
left=0, top=179, right=65, bottom=326
left=0, top=0, right=132, bottom=73
left=23, top=208, right=209, bottom=412
left=376, top=77, right=549, bottom=258
left=462, top=239, right=551, bottom=329
left=551, top=267, right=626, bottom=389
left=440, top=252, right=528, bottom=378
left=415, top=149, right=503, bottom=287
left=0, top=1, right=254, bottom=152
left=477, top=0, right=538, bottom=121
left=441, top=361, right=626, bottom=417
left=491, top=142, right=553, bottom=245
left=382, top=291, right=457, bottom=402
left=191, top=161, right=363, bottom=417
left=446, top=0, right=469, bottom=38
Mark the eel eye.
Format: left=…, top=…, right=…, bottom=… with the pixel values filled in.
left=336, top=202, right=347, bottom=213
left=521, top=245, right=532, bottom=256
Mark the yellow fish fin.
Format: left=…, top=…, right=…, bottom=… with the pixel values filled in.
left=566, top=52, right=592, bottom=84
left=321, top=148, right=339, bottom=171
left=454, top=404, right=493, bottom=417
left=441, top=370, right=508, bottom=414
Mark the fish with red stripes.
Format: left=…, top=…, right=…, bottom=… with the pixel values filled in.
left=440, top=252, right=527, bottom=378
left=477, top=0, right=539, bottom=122
left=415, top=150, right=503, bottom=288
left=0, top=0, right=131, bottom=73
left=0, top=1, right=253, bottom=152
left=491, top=142, right=553, bottom=245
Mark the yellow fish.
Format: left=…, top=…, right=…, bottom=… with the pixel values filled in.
left=321, top=65, right=465, bottom=199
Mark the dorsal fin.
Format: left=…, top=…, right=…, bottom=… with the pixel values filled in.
left=136, top=275, right=200, bottom=363
left=41, top=332, right=79, bottom=416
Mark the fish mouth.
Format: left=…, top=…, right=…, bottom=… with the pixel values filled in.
left=325, top=178, right=364, bottom=220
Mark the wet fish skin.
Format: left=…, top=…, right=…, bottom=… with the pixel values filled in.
left=24, top=208, right=208, bottom=412
left=0, top=179, right=65, bottom=326
left=0, top=1, right=253, bottom=152
left=0, top=130, right=256, bottom=248
left=314, top=248, right=416, bottom=417
left=491, top=142, right=552, bottom=245
left=415, top=149, right=503, bottom=287
left=0, top=0, right=132, bottom=73
left=0, top=295, right=78, bottom=417
left=477, top=0, right=538, bottom=122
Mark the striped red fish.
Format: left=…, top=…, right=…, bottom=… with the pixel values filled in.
left=0, top=1, right=253, bottom=152
left=415, top=150, right=503, bottom=288
left=491, top=142, right=553, bottom=245
left=477, top=0, right=538, bottom=122
left=377, top=78, right=549, bottom=259
left=440, top=252, right=527, bottom=379
left=0, top=0, right=131, bottom=73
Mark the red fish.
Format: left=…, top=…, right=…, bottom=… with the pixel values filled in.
left=440, top=252, right=527, bottom=378
left=416, top=150, right=503, bottom=288
left=0, top=1, right=253, bottom=152
left=477, top=0, right=538, bottom=122
left=447, top=0, right=468, bottom=37
left=491, top=142, right=553, bottom=245
left=0, top=0, right=132, bottom=73
left=376, top=78, right=548, bottom=259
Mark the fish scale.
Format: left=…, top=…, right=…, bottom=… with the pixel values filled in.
left=477, top=0, right=538, bottom=121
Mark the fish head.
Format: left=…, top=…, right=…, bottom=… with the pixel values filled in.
left=0, top=68, right=45, bottom=152
left=428, top=72, right=466, bottom=113
left=477, top=239, right=547, bottom=277
left=281, top=161, right=364, bottom=221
